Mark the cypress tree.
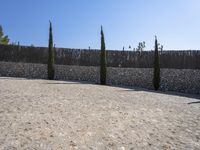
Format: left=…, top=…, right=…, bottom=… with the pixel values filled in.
left=100, top=26, right=107, bottom=85
left=47, top=21, right=55, bottom=80
left=153, top=36, right=160, bottom=90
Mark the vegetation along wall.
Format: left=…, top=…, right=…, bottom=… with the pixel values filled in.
left=0, top=44, right=200, bottom=69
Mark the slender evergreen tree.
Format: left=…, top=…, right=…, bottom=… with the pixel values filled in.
left=47, top=21, right=55, bottom=80
left=100, top=26, right=107, bottom=85
left=153, top=36, right=160, bottom=90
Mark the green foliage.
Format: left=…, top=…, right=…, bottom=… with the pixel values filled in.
left=100, top=26, right=107, bottom=85
left=47, top=21, right=55, bottom=80
left=0, top=25, right=9, bottom=45
left=153, top=36, right=160, bottom=91
left=136, top=41, right=145, bottom=52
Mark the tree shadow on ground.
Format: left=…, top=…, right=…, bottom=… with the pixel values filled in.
left=0, top=77, right=46, bottom=80
left=113, top=85, right=200, bottom=100
left=1, top=77, right=199, bottom=101
left=45, top=82, right=81, bottom=85
left=0, top=77, right=27, bottom=80
left=43, top=79, right=200, bottom=100
left=188, top=101, right=200, bottom=104
left=44, top=80, right=94, bottom=85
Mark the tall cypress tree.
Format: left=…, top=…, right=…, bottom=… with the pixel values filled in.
left=153, top=36, right=160, bottom=90
left=100, top=26, right=107, bottom=85
left=48, top=21, right=55, bottom=80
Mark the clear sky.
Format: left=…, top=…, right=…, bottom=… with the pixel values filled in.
left=0, top=0, right=200, bottom=50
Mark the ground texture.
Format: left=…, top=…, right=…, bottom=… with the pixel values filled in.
left=0, top=77, right=200, bottom=150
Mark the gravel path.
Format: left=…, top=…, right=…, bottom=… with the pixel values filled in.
left=0, top=77, right=200, bottom=150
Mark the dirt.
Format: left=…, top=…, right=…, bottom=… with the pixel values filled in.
left=0, top=77, right=200, bottom=150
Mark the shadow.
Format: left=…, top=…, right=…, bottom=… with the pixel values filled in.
left=45, top=82, right=79, bottom=85
left=115, top=86, right=200, bottom=100
left=0, top=77, right=26, bottom=80
left=44, top=82, right=87, bottom=85
left=43, top=80, right=98, bottom=85
left=188, top=101, right=200, bottom=105
left=0, top=77, right=46, bottom=80
left=1, top=76, right=199, bottom=100
left=44, top=79, right=200, bottom=100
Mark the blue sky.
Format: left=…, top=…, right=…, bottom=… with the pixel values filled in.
left=0, top=0, right=200, bottom=50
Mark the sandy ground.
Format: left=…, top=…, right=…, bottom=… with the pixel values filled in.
left=0, top=77, right=200, bottom=150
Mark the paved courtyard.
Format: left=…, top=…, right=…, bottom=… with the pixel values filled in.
left=0, top=77, right=200, bottom=150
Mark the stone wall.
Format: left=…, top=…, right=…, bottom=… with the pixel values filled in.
left=0, top=61, right=199, bottom=94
